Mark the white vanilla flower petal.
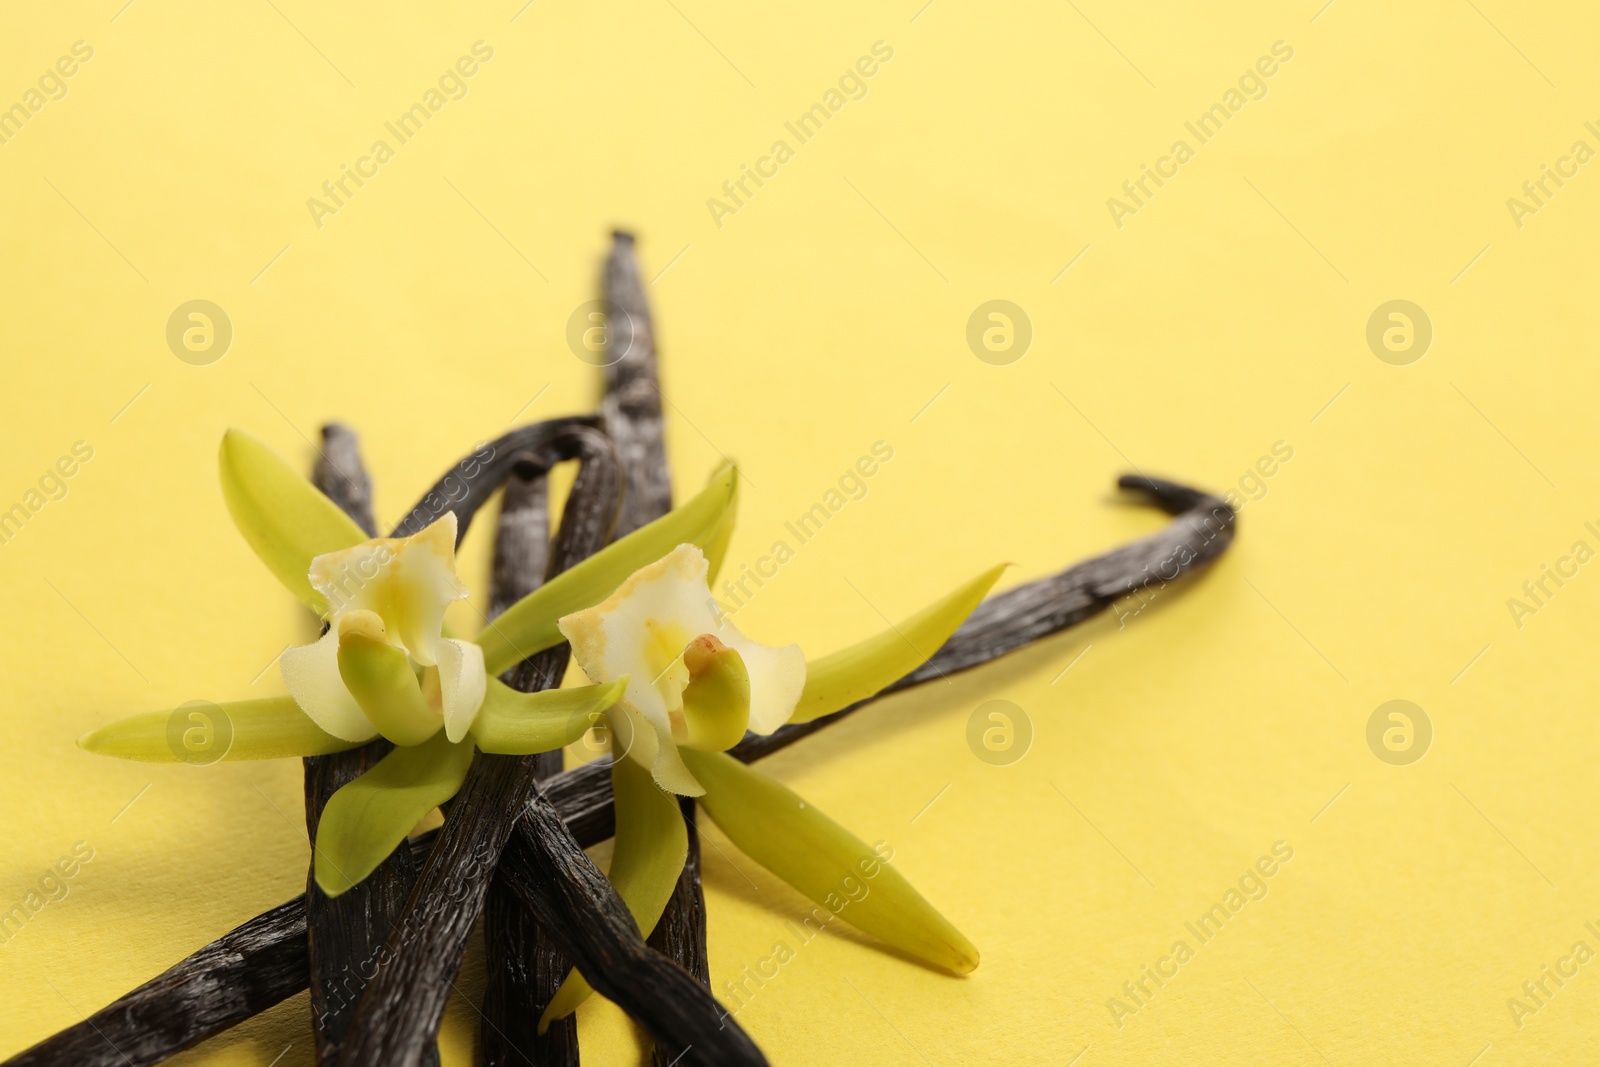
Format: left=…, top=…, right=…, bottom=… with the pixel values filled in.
left=711, top=625, right=805, bottom=735
left=389, top=515, right=467, bottom=665
left=308, top=512, right=466, bottom=666
left=559, top=544, right=719, bottom=744
left=437, top=638, right=488, bottom=743
left=281, top=629, right=379, bottom=743
left=607, top=704, right=705, bottom=797
left=309, top=541, right=395, bottom=623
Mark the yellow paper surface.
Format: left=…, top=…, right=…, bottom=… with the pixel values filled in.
left=3, top=1, right=1598, bottom=1063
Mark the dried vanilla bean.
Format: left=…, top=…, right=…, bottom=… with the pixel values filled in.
left=0, top=898, right=308, bottom=1067
left=601, top=230, right=671, bottom=536
left=599, top=230, right=712, bottom=1060
left=336, top=427, right=625, bottom=1066
left=738, top=475, right=1237, bottom=760
left=314, top=423, right=378, bottom=536
left=307, top=424, right=434, bottom=1067
left=497, top=796, right=769, bottom=1067
left=482, top=749, right=572, bottom=1067
left=482, top=457, right=578, bottom=1067
left=391, top=416, right=600, bottom=543
left=0, top=826, right=431, bottom=1067
left=5, top=472, right=1233, bottom=1067
left=488, top=457, right=552, bottom=617
left=305, top=417, right=604, bottom=1063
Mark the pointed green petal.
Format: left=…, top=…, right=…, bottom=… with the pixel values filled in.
left=790, top=564, right=1007, bottom=724
left=220, top=429, right=369, bottom=615
left=685, top=748, right=978, bottom=974
left=478, top=463, right=738, bottom=676
left=314, top=731, right=474, bottom=897
left=337, top=620, right=442, bottom=747
left=78, top=697, right=360, bottom=763
left=540, top=752, right=689, bottom=1029
left=470, top=677, right=627, bottom=755
left=701, top=464, right=740, bottom=583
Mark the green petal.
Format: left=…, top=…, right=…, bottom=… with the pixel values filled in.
left=220, top=429, right=370, bottom=615
left=336, top=624, right=442, bottom=747
left=78, top=697, right=359, bottom=763
left=685, top=749, right=978, bottom=974
left=702, top=464, right=740, bottom=583
left=469, top=677, right=627, bottom=755
left=313, top=731, right=474, bottom=897
left=477, top=463, right=738, bottom=676
left=790, top=563, right=1007, bottom=724
left=540, top=752, right=688, bottom=1029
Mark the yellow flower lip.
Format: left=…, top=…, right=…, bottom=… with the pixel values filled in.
left=336, top=608, right=389, bottom=643
left=675, top=635, right=752, bottom=753
left=336, top=624, right=442, bottom=748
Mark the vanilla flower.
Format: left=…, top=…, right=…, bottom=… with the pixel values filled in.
left=279, top=512, right=488, bottom=747
left=538, top=543, right=1006, bottom=1025
left=558, top=543, right=804, bottom=796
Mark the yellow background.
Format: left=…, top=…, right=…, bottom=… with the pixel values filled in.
left=2, top=0, right=1597, bottom=1063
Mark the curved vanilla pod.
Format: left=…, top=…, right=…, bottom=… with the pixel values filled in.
left=305, top=422, right=429, bottom=1067
left=498, top=791, right=770, bottom=1067
left=601, top=232, right=716, bottom=1067
left=388, top=416, right=601, bottom=543
left=740, top=474, right=1237, bottom=760
left=481, top=457, right=575, bottom=1067
left=335, top=425, right=625, bottom=1067
left=601, top=229, right=673, bottom=538
left=302, top=418, right=606, bottom=1063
